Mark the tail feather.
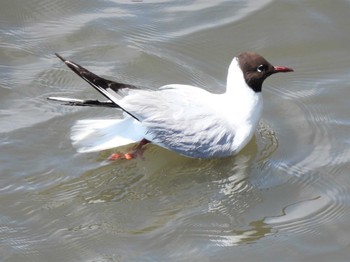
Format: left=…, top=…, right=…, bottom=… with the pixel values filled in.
left=71, top=117, right=146, bottom=153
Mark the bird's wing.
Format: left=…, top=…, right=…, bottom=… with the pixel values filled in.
left=47, top=97, right=120, bottom=108
left=53, top=53, right=140, bottom=119
left=120, top=85, right=236, bottom=158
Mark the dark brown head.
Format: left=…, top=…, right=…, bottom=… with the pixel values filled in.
left=237, top=52, right=293, bottom=92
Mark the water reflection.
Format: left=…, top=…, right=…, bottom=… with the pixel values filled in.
left=213, top=219, right=272, bottom=247
left=35, top=138, right=266, bottom=244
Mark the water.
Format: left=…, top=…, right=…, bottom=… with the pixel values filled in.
left=1, top=0, right=350, bottom=261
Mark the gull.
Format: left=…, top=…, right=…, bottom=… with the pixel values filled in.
left=48, top=52, right=293, bottom=159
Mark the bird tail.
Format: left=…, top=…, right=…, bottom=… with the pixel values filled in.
left=71, top=117, right=146, bottom=153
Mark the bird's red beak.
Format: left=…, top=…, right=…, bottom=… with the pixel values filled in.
left=273, top=66, right=294, bottom=73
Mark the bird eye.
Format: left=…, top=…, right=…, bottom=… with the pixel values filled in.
left=257, top=64, right=266, bottom=73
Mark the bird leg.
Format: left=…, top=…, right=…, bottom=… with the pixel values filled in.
left=108, top=139, right=150, bottom=160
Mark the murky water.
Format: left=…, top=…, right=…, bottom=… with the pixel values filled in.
left=1, top=0, right=350, bottom=261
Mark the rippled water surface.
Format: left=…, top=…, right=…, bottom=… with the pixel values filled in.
left=1, top=0, right=350, bottom=261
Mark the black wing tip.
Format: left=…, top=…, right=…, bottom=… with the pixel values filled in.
left=47, top=96, right=120, bottom=108
left=55, top=53, right=67, bottom=62
left=54, top=53, right=82, bottom=73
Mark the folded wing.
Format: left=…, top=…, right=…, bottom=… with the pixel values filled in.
left=119, top=85, right=236, bottom=158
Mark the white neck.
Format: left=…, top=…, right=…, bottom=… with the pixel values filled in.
left=222, top=57, right=264, bottom=152
left=225, top=58, right=262, bottom=112
left=226, top=57, right=247, bottom=94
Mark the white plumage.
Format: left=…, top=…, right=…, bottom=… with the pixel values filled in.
left=71, top=117, right=146, bottom=153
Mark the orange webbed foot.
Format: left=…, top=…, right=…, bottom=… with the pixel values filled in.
left=108, top=152, right=137, bottom=160
left=107, top=139, right=149, bottom=161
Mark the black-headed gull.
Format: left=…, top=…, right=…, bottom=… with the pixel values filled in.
left=48, top=52, right=293, bottom=159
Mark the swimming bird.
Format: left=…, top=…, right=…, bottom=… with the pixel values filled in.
left=48, top=52, right=293, bottom=159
